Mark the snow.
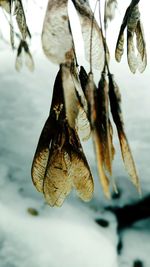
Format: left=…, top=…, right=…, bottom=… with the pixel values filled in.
left=0, top=50, right=118, bottom=267
left=0, top=1, right=150, bottom=266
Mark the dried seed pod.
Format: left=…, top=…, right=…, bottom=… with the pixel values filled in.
left=15, top=40, right=34, bottom=72
left=62, top=63, right=91, bottom=141
left=42, top=0, right=74, bottom=64
left=115, top=0, right=146, bottom=73
left=71, top=0, right=105, bottom=71
left=0, top=0, right=11, bottom=13
left=14, top=0, right=31, bottom=40
left=32, top=66, right=94, bottom=206
left=105, top=0, right=117, bottom=25
left=108, top=73, right=140, bottom=192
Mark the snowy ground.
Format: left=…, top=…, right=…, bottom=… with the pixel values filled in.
left=0, top=1, right=150, bottom=266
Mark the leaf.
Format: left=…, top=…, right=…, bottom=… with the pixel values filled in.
left=71, top=0, right=105, bottom=71
left=108, top=73, right=140, bottom=192
left=42, top=0, right=74, bottom=64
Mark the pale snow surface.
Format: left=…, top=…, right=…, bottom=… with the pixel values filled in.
left=0, top=50, right=118, bottom=267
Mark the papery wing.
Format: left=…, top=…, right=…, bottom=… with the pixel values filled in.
left=93, top=130, right=110, bottom=198
left=15, top=41, right=23, bottom=71
left=24, top=51, right=34, bottom=72
left=97, top=73, right=113, bottom=175
left=136, top=20, right=147, bottom=73
left=43, top=148, right=72, bottom=207
left=21, top=40, right=34, bottom=71
left=31, top=116, right=52, bottom=193
left=127, top=30, right=137, bottom=73
left=62, top=63, right=91, bottom=141
left=115, top=29, right=125, bottom=62
left=15, top=0, right=31, bottom=39
left=119, top=131, right=140, bottom=193
left=68, top=127, right=94, bottom=201
left=127, top=3, right=140, bottom=33
left=71, top=0, right=105, bottom=71
left=115, top=3, right=131, bottom=62
left=0, top=0, right=11, bottom=13
left=71, top=65, right=91, bottom=140
left=32, top=68, right=64, bottom=193
left=108, top=73, right=140, bottom=191
left=42, top=0, right=74, bottom=64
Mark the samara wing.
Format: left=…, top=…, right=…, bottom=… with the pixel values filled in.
left=71, top=0, right=105, bottom=71
left=42, top=0, right=74, bottom=64
left=108, top=73, right=140, bottom=192
left=62, top=63, right=91, bottom=141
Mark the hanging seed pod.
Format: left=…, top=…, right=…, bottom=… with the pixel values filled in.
left=14, top=0, right=31, bottom=40
left=15, top=40, right=34, bottom=72
left=105, top=0, right=118, bottom=26
left=0, top=0, right=11, bottom=13
left=71, top=0, right=105, bottom=71
left=42, top=0, right=74, bottom=64
left=32, top=66, right=94, bottom=207
left=115, top=0, right=146, bottom=73
left=62, top=62, right=91, bottom=141
left=108, top=73, right=140, bottom=192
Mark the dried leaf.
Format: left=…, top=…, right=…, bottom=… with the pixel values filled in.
left=71, top=0, right=105, bottom=70
left=108, top=73, right=140, bottom=191
left=42, top=0, right=74, bottom=64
